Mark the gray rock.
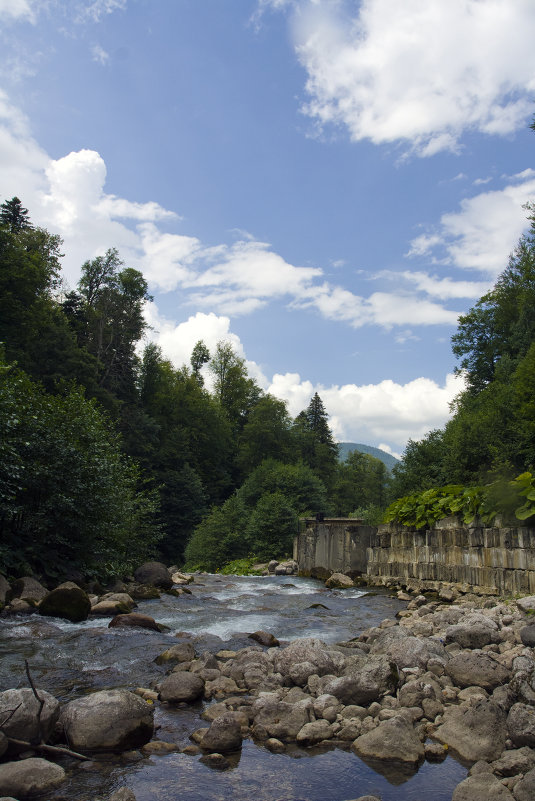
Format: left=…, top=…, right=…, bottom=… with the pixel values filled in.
left=265, top=738, right=286, bottom=753
left=433, top=699, right=507, bottom=762
left=200, top=714, right=243, bottom=753
left=296, top=719, right=334, bottom=745
left=159, top=672, right=205, bottom=704
left=445, top=614, right=498, bottom=649
left=513, top=767, right=535, bottom=801
left=325, top=573, right=354, bottom=589
left=452, top=773, right=514, bottom=800
left=0, top=758, right=65, bottom=798
left=324, top=655, right=398, bottom=706
left=61, top=689, right=154, bottom=752
left=248, top=630, right=280, bottom=647
left=517, top=596, right=535, bottom=613
left=507, top=703, right=535, bottom=747
left=198, top=753, right=230, bottom=770
left=386, top=635, right=447, bottom=670
left=398, top=678, right=441, bottom=709
left=446, top=651, right=511, bottom=691
left=155, top=642, right=196, bottom=665
left=0, top=732, right=7, bottom=759
left=491, top=746, right=535, bottom=777
left=352, top=716, right=424, bottom=765
left=520, top=625, right=535, bottom=647
left=133, top=561, right=173, bottom=590
left=0, top=575, right=12, bottom=606
left=0, top=687, right=60, bottom=743
left=109, top=790, right=137, bottom=801
left=271, top=638, right=337, bottom=678
left=39, top=582, right=91, bottom=622
left=11, top=577, right=48, bottom=603
left=251, top=697, right=313, bottom=742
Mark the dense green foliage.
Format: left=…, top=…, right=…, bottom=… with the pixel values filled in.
left=390, top=203, right=535, bottom=505
left=0, top=196, right=389, bottom=578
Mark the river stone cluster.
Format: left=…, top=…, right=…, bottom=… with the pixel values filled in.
left=144, top=589, right=535, bottom=800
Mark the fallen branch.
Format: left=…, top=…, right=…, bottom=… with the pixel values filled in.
left=6, top=737, right=88, bottom=761
left=24, top=659, right=44, bottom=744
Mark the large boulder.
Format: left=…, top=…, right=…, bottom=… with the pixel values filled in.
left=155, top=642, right=195, bottom=665
left=325, top=573, right=354, bottom=589
left=0, top=758, right=65, bottom=798
left=507, top=703, right=535, bottom=747
left=90, top=592, right=135, bottom=616
left=386, top=635, right=447, bottom=671
left=0, top=688, right=60, bottom=743
left=444, top=614, right=498, bottom=649
left=271, top=638, right=338, bottom=679
left=251, top=697, right=313, bottom=742
left=158, top=672, right=205, bottom=703
left=446, top=651, right=511, bottom=691
left=108, top=613, right=160, bottom=632
left=11, top=577, right=48, bottom=603
left=38, top=582, right=91, bottom=622
left=200, top=714, right=243, bottom=753
left=324, top=655, right=398, bottom=706
left=433, top=699, right=507, bottom=762
left=513, top=767, right=535, bottom=801
left=352, top=716, right=424, bottom=766
left=451, top=773, right=514, bottom=800
left=133, top=561, right=173, bottom=590
left=61, top=689, right=154, bottom=752
left=296, top=719, right=334, bottom=745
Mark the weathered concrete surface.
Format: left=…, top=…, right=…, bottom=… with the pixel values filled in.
left=366, top=520, right=535, bottom=595
left=295, top=517, right=535, bottom=595
left=294, top=519, right=373, bottom=578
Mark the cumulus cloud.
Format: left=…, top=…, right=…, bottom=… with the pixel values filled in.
left=276, top=0, right=535, bottom=155
left=407, top=172, right=535, bottom=277
left=269, top=371, right=465, bottom=450
left=0, top=0, right=37, bottom=22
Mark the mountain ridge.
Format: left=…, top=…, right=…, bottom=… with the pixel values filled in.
left=337, top=441, right=399, bottom=472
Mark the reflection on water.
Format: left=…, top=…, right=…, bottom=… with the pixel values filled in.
left=0, top=574, right=467, bottom=800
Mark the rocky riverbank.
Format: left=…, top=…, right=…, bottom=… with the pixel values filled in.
left=2, top=566, right=535, bottom=800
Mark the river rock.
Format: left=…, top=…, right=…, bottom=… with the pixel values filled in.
left=128, top=583, right=161, bottom=600
left=398, top=677, right=441, bottom=709
left=248, top=630, right=280, bottom=647
left=155, top=642, right=195, bottom=665
left=491, top=746, right=535, bottom=777
left=11, top=577, right=48, bottom=603
left=324, top=655, right=398, bottom=706
left=200, top=714, right=243, bottom=752
left=0, top=687, right=60, bottom=743
left=0, top=758, right=65, bottom=798
left=386, top=635, right=446, bottom=670
left=507, top=702, right=535, bottom=747
left=159, top=672, right=205, bottom=703
left=446, top=651, right=511, bottom=691
left=133, top=561, right=173, bottom=590
left=38, top=582, right=91, bottom=622
left=296, top=719, right=334, bottom=745
left=517, top=596, right=535, bottom=613
left=444, top=613, right=498, bottom=649
left=108, top=613, right=160, bottom=631
left=91, top=592, right=135, bottom=616
left=520, top=624, right=535, bottom=647
left=351, top=716, right=424, bottom=765
left=108, top=789, right=137, bottom=801
left=433, top=699, right=507, bottom=761
left=513, top=767, right=535, bottom=801
left=325, top=573, right=354, bottom=589
left=451, top=773, right=514, bottom=800
left=61, top=689, right=154, bottom=752
left=271, top=638, right=338, bottom=678
left=251, top=697, right=313, bottom=741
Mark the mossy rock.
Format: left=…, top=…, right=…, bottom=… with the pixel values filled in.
left=129, top=584, right=161, bottom=600
left=39, top=582, right=91, bottom=622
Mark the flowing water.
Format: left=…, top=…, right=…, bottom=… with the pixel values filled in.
left=0, top=575, right=467, bottom=800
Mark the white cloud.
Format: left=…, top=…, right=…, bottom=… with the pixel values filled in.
left=269, top=371, right=465, bottom=451
left=399, top=271, right=491, bottom=300
left=91, top=44, right=110, bottom=65
left=0, top=0, right=37, bottom=22
left=407, top=173, right=535, bottom=277
left=284, top=0, right=535, bottom=155
left=75, top=0, right=127, bottom=23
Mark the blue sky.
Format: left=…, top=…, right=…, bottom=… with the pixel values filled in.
left=1, top=0, right=534, bottom=457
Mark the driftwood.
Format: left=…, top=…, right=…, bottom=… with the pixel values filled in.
left=0, top=660, right=88, bottom=761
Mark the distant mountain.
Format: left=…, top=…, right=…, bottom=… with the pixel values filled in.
left=337, top=442, right=399, bottom=472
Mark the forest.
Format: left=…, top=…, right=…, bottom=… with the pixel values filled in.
left=0, top=196, right=388, bottom=580
left=2, top=194, right=535, bottom=582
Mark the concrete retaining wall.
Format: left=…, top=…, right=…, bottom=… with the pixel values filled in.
left=295, top=516, right=535, bottom=595
left=294, top=519, right=374, bottom=579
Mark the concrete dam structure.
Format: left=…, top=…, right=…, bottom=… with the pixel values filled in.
left=295, top=516, right=535, bottom=595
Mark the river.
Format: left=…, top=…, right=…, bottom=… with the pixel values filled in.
left=0, top=574, right=467, bottom=800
